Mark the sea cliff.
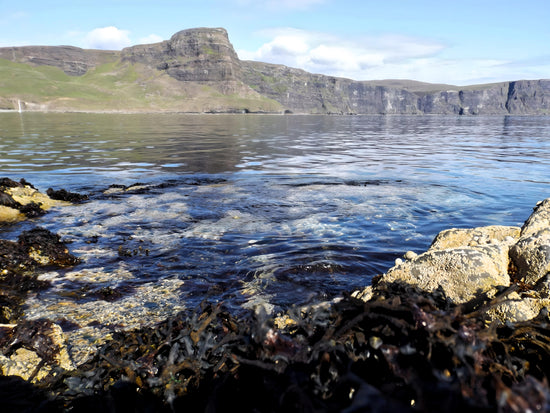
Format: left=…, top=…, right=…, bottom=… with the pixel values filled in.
left=1, top=27, right=549, bottom=115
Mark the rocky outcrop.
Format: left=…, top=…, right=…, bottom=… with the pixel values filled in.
left=0, top=178, right=62, bottom=222
left=353, top=198, right=550, bottom=324
left=122, top=28, right=242, bottom=82
left=1, top=27, right=549, bottom=114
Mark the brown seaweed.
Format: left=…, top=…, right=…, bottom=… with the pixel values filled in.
left=13, top=282, right=545, bottom=412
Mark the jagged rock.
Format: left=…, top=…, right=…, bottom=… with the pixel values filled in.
left=122, top=27, right=242, bottom=83
left=376, top=225, right=519, bottom=304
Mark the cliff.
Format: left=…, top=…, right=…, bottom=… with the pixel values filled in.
left=0, top=27, right=549, bottom=114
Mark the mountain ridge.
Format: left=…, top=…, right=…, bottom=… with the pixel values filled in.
left=1, top=27, right=549, bottom=115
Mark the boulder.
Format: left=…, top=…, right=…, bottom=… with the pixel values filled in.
left=510, top=199, right=550, bottom=283
left=352, top=204, right=550, bottom=324
left=380, top=244, right=511, bottom=304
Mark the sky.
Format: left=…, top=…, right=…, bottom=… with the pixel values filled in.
left=1, top=0, right=549, bottom=85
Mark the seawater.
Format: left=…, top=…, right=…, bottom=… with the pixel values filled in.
left=1, top=113, right=550, bottom=316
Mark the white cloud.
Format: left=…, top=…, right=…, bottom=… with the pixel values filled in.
left=84, top=26, right=132, bottom=50
left=237, top=28, right=547, bottom=85
left=138, top=34, right=164, bottom=45
left=238, top=28, right=446, bottom=80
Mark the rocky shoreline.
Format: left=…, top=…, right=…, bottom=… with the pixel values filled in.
left=1, top=179, right=550, bottom=411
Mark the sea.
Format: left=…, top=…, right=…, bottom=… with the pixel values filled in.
left=1, top=112, right=549, bottom=319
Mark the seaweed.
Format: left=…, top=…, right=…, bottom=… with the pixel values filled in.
left=16, top=282, right=546, bottom=412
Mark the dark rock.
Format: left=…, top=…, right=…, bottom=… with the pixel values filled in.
left=46, top=188, right=89, bottom=202
left=0, top=227, right=79, bottom=327
left=0, top=375, right=60, bottom=413
left=18, top=227, right=80, bottom=267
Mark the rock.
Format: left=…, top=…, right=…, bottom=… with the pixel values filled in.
left=18, top=227, right=80, bottom=267
left=510, top=199, right=550, bottom=283
left=374, top=225, right=519, bottom=304
left=510, top=229, right=550, bottom=283
left=0, top=177, right=64, bottom=222
left=429, top=225, right=520, bottom=250
left=403, top=251, right=418, bottom=260
left=519, top=199, right=550, bottom=238
left=46, top=188, right=88, bottom=202
left=122, top=27, right=242, bottom=83
left=486, top=291, right=550, bottom=323
left=0, top=45, right=118, bottom=76
left=0, top=320, right=74, bottom=382
left=380, top=244, right=510, bottom=304
left=352, top=199, right=550, bottom=324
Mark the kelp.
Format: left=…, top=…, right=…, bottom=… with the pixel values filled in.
left=10, top=281, right=546, bottom=412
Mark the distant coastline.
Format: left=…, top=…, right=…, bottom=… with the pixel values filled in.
left=1, top=27, right=549, bottom=115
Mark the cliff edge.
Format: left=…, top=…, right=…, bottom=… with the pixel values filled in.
left=0, top=27, right=549, bottom=114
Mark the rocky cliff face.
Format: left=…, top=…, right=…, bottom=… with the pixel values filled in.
left=0, top=27, right=549, bottom=115
left=121, top=28, right=242, bottom=82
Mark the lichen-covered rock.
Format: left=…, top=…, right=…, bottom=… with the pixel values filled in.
left=430, top=225, right=520, bottom=250
left=380, top=244, right=510, bottom=304
left=510, top=229, right=550, bottom=283
left=519, top=199, right=550, bottom=238
left=352, top=199, right=550, bottom=324
left=486, top=291, right=550, bottom=323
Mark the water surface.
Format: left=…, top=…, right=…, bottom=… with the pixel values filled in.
left=1, top=113, right=549, bottom=318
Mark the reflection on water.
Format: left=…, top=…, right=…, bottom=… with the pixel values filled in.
left=1, top=113, right=550, bottom=317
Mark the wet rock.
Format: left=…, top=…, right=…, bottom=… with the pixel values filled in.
left=0, top=177, right=65, bottom=222
left=18, top=227, right=80, bottom=267
left=46, top=187, right=89, bottom=202
left=0, top=319, right=74, bottom=382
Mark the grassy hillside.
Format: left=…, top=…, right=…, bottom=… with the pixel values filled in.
left=0, top=58, right=283, bottom=113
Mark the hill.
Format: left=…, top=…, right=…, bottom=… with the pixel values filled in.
left=0, top=27, right=549, bottom=115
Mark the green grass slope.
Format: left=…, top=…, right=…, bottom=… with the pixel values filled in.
left=0, top=58, right=283, bottom=113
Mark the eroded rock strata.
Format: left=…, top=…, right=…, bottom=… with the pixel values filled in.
left=2, top=183, right=550, bottom=411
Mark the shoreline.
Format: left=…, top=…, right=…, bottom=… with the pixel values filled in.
left=1, top=179, right=550, bottom=410
left=1, top=108, right=550, bottom=116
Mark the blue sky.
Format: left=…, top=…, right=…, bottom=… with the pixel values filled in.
left=1, top=0, right=549, bottom=85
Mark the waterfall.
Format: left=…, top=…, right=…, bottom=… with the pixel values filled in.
left=17, top=100, right=22, bottom=113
